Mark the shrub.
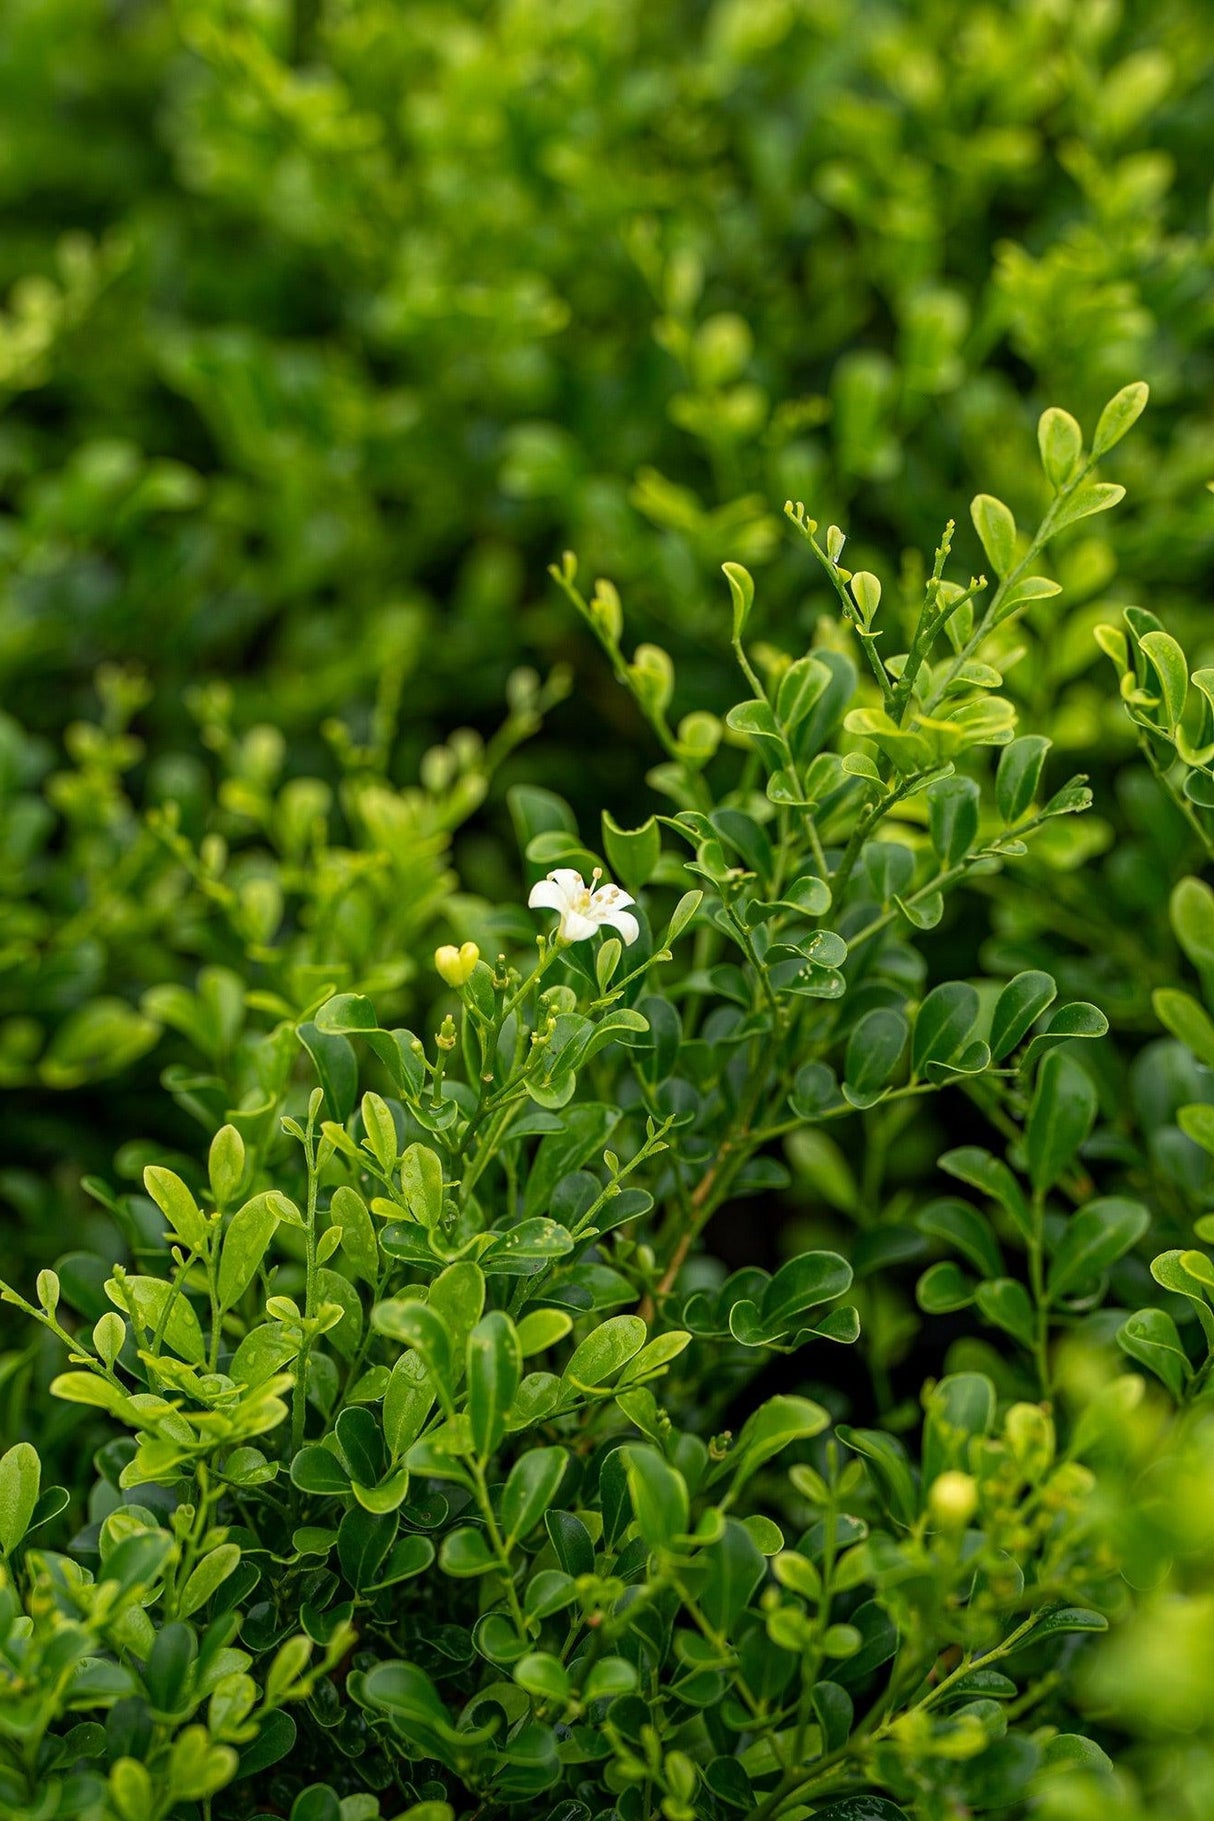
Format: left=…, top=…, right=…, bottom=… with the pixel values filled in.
left=3, top=390, right=1214, bottom=1818
left=4, top=5, right=1214, bottom=1817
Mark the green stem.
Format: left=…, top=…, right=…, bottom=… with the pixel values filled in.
left=291, top=1141, right=321, bottom=1456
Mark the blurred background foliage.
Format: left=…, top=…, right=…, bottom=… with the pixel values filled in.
left=1, top=0, right=1213, bottom=1342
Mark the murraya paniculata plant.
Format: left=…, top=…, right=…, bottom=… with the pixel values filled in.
left=3, top=0, right=1214, bottom=1229
left=4, top=384, right=1214, bottom=1821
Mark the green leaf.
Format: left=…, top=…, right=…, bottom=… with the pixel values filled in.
left=917, top=1261, right=975, bottom=1314
left=1153, top=989, right=1214, bottom=1067
left=361, top=1092, right=399, bottom=1173
left=990, top=971, right=1057, bottom=1061
left=290, top=1447, right=352, bottom=1496
left=623, top=1446, right=688, bottom=1550
left=927, top=774, right=979, bottom=864
left=1092, top=381, right=1149, bottom=456
left=514, top=1652, right=570, bottom=1705
left=466, top=1312, right=521, bottom=1458
left=721, top=1395, right=830, bottom=1496
left=723, top=561, right=754, bottom=642
left=439, top=1526, right=496, bottom=1576
left=371, top=1298, right=453, bottom=1383
left=843, top=1008, right=908, bottom=1106
left=371, top=1534, right=435, bottom=1589
left=315, top=993, right=379, bottom=1034
left=337, top=1507, right=396, bottom=1593
left=917, top=1197, right=1003, bottom=1280
left=330, top=1186, right=379, bottom=1285
left=725, top=697, right=783, bottom=766
left=1038, top=406, right=1083, bottom=489
left=849, top=571, right=881, bottom=627
left=995, top=574, right=1062, bottom=622
left=970, top=493, right=1016, bottom=576
left=776, top=656, right=831, bottom=730
left=502, top=1448, right=568, bottom=1541
left=515, top=1309, right=573, bottom=1356
left=0, top=1442, right=40, bottom=1554
left=361, top=1660, right=494, bottom=1768
left=1022, top=1607, right=1108, bottom=1641
left=336, top=1406, right=385, bottom=1486
left=922, top=1373, right=995, bottom=1485
left=836, top=1427, right=916, bottom=1529
left=178, top=1542, right=241, bottom=1618
left=217, top=1195, right=281, bottom=1311
left=1025, top=1051, right=1098, bottom=1195
left=729, top=1252, right=853, bottom=1346
left=700, top=1519, right=765, bottom=1630
left=143, top=1166, right=208, bottom=1251
left=1172, top=877, right=1214, bottom=975
left=1179, top=1103, right=1214, bottom=1157
left=602, top=811, right=660, bottom=893
left=106, top=1274, right=206, bottom=1365
left=1050, top=482, right=1125, bottom=534
left=562, top=1316, right=647, bottom=1391
left=912, top=981, right=980, bottom=1077
left=1047, top=1198, right=1150, bottom=1301
left=400, top=1144, right=444, bottom=1229
left=483, top=1219, right=574, bottom=1274
left=975, top=1277, right=1036, bottom=1349
left=1117, top=1308, right=1190, bottom=1399
left=144, top=1620, right=196, bottom=1713
left=208, top=1125, right=246, bottom=1208
left=814, top=1801, right=909, bottom=1820
left=297, top=1022, right=358, bottom=1123
left=996, top=735, right=1050, bottom=824
left=583, top=1657, right=639, bottom=1704
left=666, top=890, right=703, bottom=945
left=1140, top=630, right=1188, bottom=728
left=1020, top=1002, right=1108, bottom=1070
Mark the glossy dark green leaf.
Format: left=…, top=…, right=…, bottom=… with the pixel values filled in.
left=623, top=1447, right=688, bottom=1551
left=912, top=981, right=980, bottom=1077
left=1025, top=1050, right=1097, bottom=1195
left=917, top=1197, right=1003, bottom=1279
left=916, top=1260, right=975, bottom=1313
left=336, top=1508, right=396, bottom=1592
left=927, top=774, right=979, bottom=864
left=1047, top=1198, right=1150, bottom=1301
left=975, top=1277, right=1036, bottom=1349
left=297, top=1022, right=358, bottom=1123
left=466, top=1312, right=522, bottom=1458
left=996, top=734, right=1051, bottom=824
left=1117, top=1308, right=1191, bottom=1398
left=844, top=1007, right=908, bottom=1105
left=990, top=971, right=1057, bottom=1061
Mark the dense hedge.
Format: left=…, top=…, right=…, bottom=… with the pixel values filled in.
left=1, top=4, right=1214, bottom=1820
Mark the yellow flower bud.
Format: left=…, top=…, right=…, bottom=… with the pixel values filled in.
left=434, top=941, right=480, bottom=988
left=928, top=1470, right=979, bottom=1530
left=1005, top=1402, right=1055, bottom=1479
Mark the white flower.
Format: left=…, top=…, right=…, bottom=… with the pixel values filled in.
left=527, top=867, right=639, bottom=946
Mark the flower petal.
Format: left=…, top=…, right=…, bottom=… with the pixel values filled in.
left=528, top=879, right=568, bottom=912
left=559, top=910, right=600, bottom=943
left=547, top=868, right=586, bottom=896
left=590, top=883, right=636, bottom=913
left=603, top=908, right=640, bottom=946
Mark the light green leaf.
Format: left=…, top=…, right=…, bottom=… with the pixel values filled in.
left=970, top=494, right=1016, bottom=576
